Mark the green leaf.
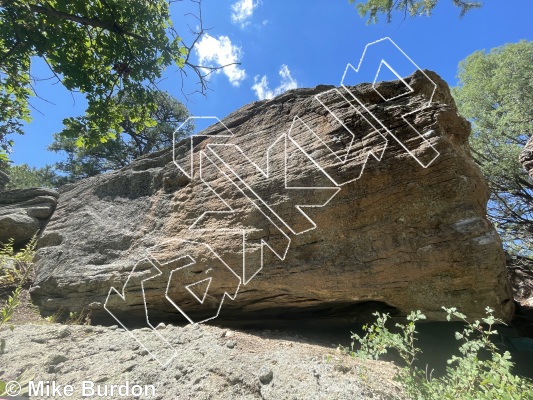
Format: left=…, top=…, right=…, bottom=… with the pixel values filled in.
left=0, top=0, right=201, bottom=156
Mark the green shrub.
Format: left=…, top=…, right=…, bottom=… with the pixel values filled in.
left=0, top=237, right=36, bottom=288
left=352, top=307, right=533, bottom=399
left=0, top=237, right=36, bottom=338
left=0, top=238, right=37, bottom=395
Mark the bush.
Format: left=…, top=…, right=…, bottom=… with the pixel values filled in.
left=351, top=307, right=533, bottom=399
left=0, top=237, right=36, bottom=288
left=0, top=237, right=36, bottom=335
left=0, top=238, right=36, bottom=396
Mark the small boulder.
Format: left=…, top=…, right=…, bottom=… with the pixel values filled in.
left=0, top=188, right=59, bottom=245
left=0, top=213, right=40, bottom=244
left=258, top=366, right=273, bottom=385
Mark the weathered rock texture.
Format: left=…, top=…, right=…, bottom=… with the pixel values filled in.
left=0, top=323, right=402, bottom=399
left=0, top=188, right=59, bottom=245
left=31, top=70, right=514, bottom=324
left=507, top=254, right=533, bottom=308
left=520, top=136, right=533, bottom=180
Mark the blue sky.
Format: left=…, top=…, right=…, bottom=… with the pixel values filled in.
left=8, top=0, right=533, bottom=168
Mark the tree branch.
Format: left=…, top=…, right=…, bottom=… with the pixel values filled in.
left=20, top=2, right=149, bottom=43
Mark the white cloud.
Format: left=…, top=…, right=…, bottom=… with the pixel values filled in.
left=194, top=33, right=246, bottom=86
left=231, top=0, right=258, bottom=27
left=252, top=65, right=298, bottom=100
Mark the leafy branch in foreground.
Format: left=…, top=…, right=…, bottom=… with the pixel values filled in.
left=0, top=0, right=234, bottom=154
left=351, top=307, right=533, bottom=399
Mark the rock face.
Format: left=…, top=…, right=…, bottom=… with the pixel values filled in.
left=31, top=70, right=514, bottom=324
left=0, top=188, right=59, bottom=245
left=507, top=254, right=533, bottom=308
left=520, top=136, right=533, bottom=180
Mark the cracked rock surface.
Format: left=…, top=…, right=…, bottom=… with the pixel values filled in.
left=31, top=70, right=513, bottom=323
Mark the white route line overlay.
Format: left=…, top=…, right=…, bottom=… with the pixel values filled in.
left=104, top=36, right=442, bottom=366
left=104, top=257, right=178, bottom=367
left=162, top=240, right=242, bottom=325
left=105, top=240, right=242, bottom=366
left=339, top=37, right=440, bottom=169
left=196, top=149, right=292, bottom=285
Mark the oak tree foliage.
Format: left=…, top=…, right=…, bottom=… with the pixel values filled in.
left=0, top=0, right=220, bottom=161
left=349, top=0, right=482, bottom=24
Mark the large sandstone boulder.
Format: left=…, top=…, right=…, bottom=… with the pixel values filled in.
left=0, top=188, right=59, bottom=245
left=31, top=70, right=514, bottom=325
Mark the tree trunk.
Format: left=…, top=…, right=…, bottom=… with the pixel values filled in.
left=520, top=135, right=533, bottom=180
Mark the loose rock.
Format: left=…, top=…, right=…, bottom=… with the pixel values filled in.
left=259, top=365, right=274, bottom=385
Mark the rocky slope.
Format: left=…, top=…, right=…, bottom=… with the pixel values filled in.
left=0, top=322, right=402, bottom=400
left=31, top=70, right=514, bottom=327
